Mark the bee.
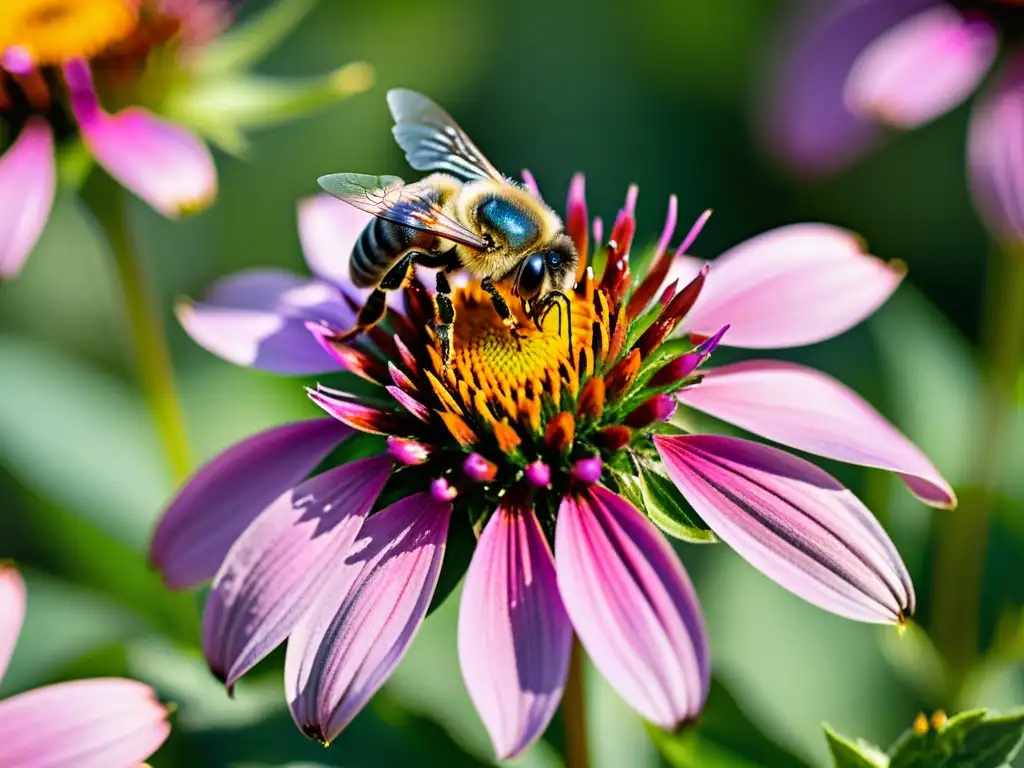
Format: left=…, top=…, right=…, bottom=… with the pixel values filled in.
left=317, top=89, right=578, bottom=364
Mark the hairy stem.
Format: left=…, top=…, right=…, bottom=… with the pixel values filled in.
left=564, top=637, right=590, bottom=768
left=930, top=247, right=1024, bottom=699
left=86, top=174, right=193, bottom=483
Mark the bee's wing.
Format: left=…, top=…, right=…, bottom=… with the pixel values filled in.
left=318, top=172, right=490, bottom=251
left=387, top=89, right=504, bottom=183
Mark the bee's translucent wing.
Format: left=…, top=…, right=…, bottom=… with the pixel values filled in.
left=318, top=172, right=490, bottom=250
left=387, top=89, right=504, bottom=182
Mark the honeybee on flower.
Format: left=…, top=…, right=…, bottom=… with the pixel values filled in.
left=158, top=91, right=954, bottom=760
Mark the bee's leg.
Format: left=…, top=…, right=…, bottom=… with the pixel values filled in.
left=435, top=271, right=456, bottom=366
left=330, top=254, right=416, bottom=343
left=480, top=276, right=521, bottom=338
left=537, top=292, right=573, bottom=354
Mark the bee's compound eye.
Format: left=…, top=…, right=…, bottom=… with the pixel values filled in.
left=517, top=253, right=546, bottom=299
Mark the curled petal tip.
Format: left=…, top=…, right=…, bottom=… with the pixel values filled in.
left=2, top=46, right=34, bottom=75
left=430, top=477, right=458, bottom=502
left=388, top=436, right=432, bottom=466
left=525, top=460, right=551, bottom=488
left=464, top=452, right=498, bottom=483
left=570, top=456, right=603, bottom=486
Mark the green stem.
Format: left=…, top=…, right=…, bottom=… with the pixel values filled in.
left=564, top=638, right=590, bottom=768
left=930, top=247, right=1024, bottom=701
left=85, top=174, right=193, bottom=483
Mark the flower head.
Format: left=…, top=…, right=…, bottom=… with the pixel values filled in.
left=0, top=0, right=372, bottom=278
left=765, top=0, right=1024, bottom=245
left=155, top=155, right=954, bottom=758
left=0, top=563, right=171, bottom=765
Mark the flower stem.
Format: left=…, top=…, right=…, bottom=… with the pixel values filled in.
left=564, top=637, right=590, bottom=768
left=85, top=173, right=193, bottom=483
left=930, top=246, right=1024, bottom=699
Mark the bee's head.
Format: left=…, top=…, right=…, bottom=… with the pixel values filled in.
left=513, top=235, right=578, bottom=301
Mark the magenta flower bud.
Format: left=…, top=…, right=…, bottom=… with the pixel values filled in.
left=387, top=436, right=432, bottom=466
left=625, top=394, right=678, bottom=429
left=431, top=477, right=458, bottom=502
left=464, top=453, right=498, bottom=483
left=525, top=460, right=551, bottom=488
left=570, top=456, right=603, bottom=486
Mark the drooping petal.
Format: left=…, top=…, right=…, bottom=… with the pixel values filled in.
left=65, top=59, right=216, bottom=217
left=682, top=224, right=904, bottom=349
left=845, top=5, right=996, bottom=130
left=762, top=0, right=935, bottom=174
left=555, top=486, right=708, bottom=728
left=203, top=455, right=392, bottom=687
left=459, top=503, right=571, bottom=760
left=677, top=361, right=955, bottom=508
left=177, top=269, right=355, bottom=374
left=150, top=418, right=353, bottom=589
left=0, top=118, right=55, bottom=278
left=0, top=565, right=26, bottom=682
left=286, top=493, right=451, bottom=743
left=655, top=434, right=914, bottom=624
left=969, top=54, right=1024, bottom=245
left=0, top=679, right=170, bottom=768
left=297, top=193, right=374, bottom=291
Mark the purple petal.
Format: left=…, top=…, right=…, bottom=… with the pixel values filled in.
left=285, top=493, right=451, bottom=743
left=845, top=6, right=996, bottom=129
left=762, top=0, right=935, bottom=174
left=65, top=59, right=216, bottom=216
left=177, top=269, right=355, bottom=374
left=296, top=193, right=375, bottom=292
left=203, top=455, right=392, bottom=687
left=969, top=54, right=1024, bottom=245
left=682, top=224, right=904, bottom=349
left=655, top=434, right=915, bottom=624
left=678, top=360, right=956, bottom=508
left=0, top=679, right=170, bottom=767
left=150, top=418, right=353, bottom=590
left=0, top=118, right=55, bottom=278
left=459, top=503, right=571, bottom=760
left=0, top=565, right=25, bottom=682
left=555, top=486, right=709, bottom=728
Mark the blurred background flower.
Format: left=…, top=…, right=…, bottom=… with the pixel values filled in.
left=2, top=1, right=1024, bottom=767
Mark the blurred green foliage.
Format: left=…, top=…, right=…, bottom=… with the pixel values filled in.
left=2, top=0, right=1024, bottom=766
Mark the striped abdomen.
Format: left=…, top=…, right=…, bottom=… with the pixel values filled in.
left=349, top=216, right=424, bottom=288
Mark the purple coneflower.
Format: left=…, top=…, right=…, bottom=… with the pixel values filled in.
left=0, top=0, right=372, bottom=278
left=764, top=0, right=1024, bottom=242
left=152, top=174, right=954, bottom=759
left=0, top=564, right=171, bottom=767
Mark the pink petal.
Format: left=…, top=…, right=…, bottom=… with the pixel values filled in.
left=761, top=0, right=933, bottom=174
left=286, top=493, right=451, bottom=743
left=655, top=434, right=914, bottom=624
left=65, top=58, right=215, bottom=217
left=555, top=486, right=708, bottom=728
left=682, top=224, right=904, bottom=349
left=0, top=678, right=170, bottom=767
left=177, top=269, right=355, bottom=374
left=678, top=360, right=955, bottom=508
left=0, top=118, right=55, bottom=278
left=297, top=193, right=375, bottom=292
left=150, top=418, right=353, bottom=589
left=203, top=455, right=392, bottom=687
left=458, top=503, right=571, bottom=760
left=845, top=6, right=996, bottom=130
left=969, top=54, right=1024, bottom=245
left=0, top=565, right=26, bottom=682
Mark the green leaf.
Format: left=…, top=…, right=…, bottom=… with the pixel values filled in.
left=622, top=454, right=717, bottom=544
left=887, top=708, right=1024, bottom=768
left=194, top=0, right=319, bottom=75
left=824, top=726, right=888, bottom=768
left=651, top=676, right=815, bottom=768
